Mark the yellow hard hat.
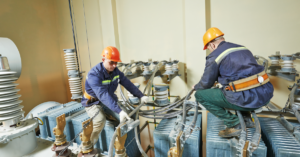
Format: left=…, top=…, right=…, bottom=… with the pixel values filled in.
left=203, top=27, right=224, bottom=50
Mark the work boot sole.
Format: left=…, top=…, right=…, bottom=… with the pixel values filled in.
left=218, top=129, right=242, bottom=138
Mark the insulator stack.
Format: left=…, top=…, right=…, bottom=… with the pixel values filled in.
left=281, top=55, right=296, bottom=72
left=142, top=62, right=152, bottom=75
left=136, top=62, right=143, bottom=71
left=172, top=60, right=179, bottom=71
left=63, top=49, right=82, bottom=100
left=0, top=55, right=24, bottom=130
left=163, top=61, right=174, bottom=75
left=154, top=84, right=169, bottom=106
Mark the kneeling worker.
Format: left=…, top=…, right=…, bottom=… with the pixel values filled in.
left=193, top=27, right=274, bottom=137
left=81, top=46, right=149, bottom=150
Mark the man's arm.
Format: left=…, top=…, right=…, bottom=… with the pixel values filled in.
left=118, top=70, right=144, bottom=98
left=87, top=72, right=122, bottom=114
left=194, top=57, right=219, bottom=90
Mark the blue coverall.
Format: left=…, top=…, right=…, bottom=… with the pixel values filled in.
left=194, top=41, right=274, bottom=127
left=82, top=62, right=144, bottom=115
left=80, top=62, right=144, bottom=145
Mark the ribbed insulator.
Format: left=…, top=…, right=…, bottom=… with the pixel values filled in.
left=68, top=77, right=83, bottom=96
left=281, top=60, right=294, bottom=69
left=154, top=84, right=169, bottom=106
left=165, top=64, right=172, bottom=73
left=172, top=63, right=179, bottom=71
left=155, top=90, right=168, bottom=101
left=270, top=60, right=280, bottom=65
left=64, top=52, right=79, bottom=71
left=143, top=65, right=150, bottom=72
left=63, top=49, right=82, bottom=99
left=0, top=71, right=24, bottom=126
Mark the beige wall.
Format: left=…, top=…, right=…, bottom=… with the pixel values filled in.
left=0, top=0, right=69, bottom=114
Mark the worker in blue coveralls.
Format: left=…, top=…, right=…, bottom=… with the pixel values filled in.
left=81, top=46, right=149, bottom=151
left=193, top=27, right=274, bottom=137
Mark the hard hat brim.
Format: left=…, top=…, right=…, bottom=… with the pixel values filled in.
left=110, top=59, right=122, bottom=62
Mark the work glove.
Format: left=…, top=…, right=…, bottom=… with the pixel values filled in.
left=119, top=110, right=131, bottom=122
left=141, top=96, right=149, bottom=104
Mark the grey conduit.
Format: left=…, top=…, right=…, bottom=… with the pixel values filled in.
left=250, top=111, right=261, bottom=152
left=108, top=102, right=146, bottom=157
left=190, top=102, right=199, bottom=129
left=140, top=106, right=193, bottom=119
left=139, top=101, right=184, bottom=115
left=180, top=90, right=194, bottom=131
left=135, top=110, right=148, bottom=157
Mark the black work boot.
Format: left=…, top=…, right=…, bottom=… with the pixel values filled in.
left=218, top=123, right=242, bottom=137
left=241, top=111, right=255, bottom=128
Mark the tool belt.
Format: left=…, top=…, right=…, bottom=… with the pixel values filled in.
left=84, top=91, right=98, bottom=104
left=84, top=91, right=118, bottom=121
left=225, top=71, right=269, bottom=92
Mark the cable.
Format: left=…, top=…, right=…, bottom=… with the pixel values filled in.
left=140, top=97, right=186, bottom=113
left=108, top=63, right=161, bottom=156
left=34, top=117, right=43, bottom=125
left=82, top=0, right=92, bottom=69
left=135, top=110, right=148, bottom=157
left=180, top=89, right=194, bottom=131
left=140, top=106, right=193, bottom=119
left=108, top=102, right=146, bottom=157
left=139, top=101, right=184, bottom=115
left=70, top=0, right=82, bottom=72
left=68, top=0, right=82, bottom=72
left=281, top=97, right=290, bottom=112
left=120, top=61, right=188, bottom=115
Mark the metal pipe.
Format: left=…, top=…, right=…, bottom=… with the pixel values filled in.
left=276, top=114, right=294, bottom=132
left=249, top=111, right=261, bottom=153
left=67, top=0, right=81, bottom=72
left=140, top=107, right=193, bottom=119
left=292, top=107, right=300, bottom=123
left=108, top=102, right=146, bottom=157
left=135, top=110, right=148, bottom=157
left=140, top=97, right=186, bottom=113
left=254, top=55, right=269, bottom=73
left=139, top=101, right=184, bottom=115
left=289, top=84, right=300, bottom=123
left=190, top=102, right=199, bottom=129
left=180, top=90, right=194, bottom=131
left=289, top=83, right=298, bottom=109
left=236, top=111, right=247, bottom=156
left=237, top=111, right=246, bottom=133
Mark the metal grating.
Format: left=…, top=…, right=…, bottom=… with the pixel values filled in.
left=37, top=101, right=78, bottom=139
left=71, top=112, right=141, bottom=157
left=47, top=102, right=84, bottom=140
left=153, top=112, right=202, bottom=157
left=206, top=113, right=267, bottom=157
left=259, top=117, right=300, bottom=157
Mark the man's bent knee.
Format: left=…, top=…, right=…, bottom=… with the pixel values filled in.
left=194, top=90, right=205, bottom=102
left=93, top=118, right=106, bottom=132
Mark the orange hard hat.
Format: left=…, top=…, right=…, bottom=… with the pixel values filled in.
left=102, top=46, right=122, bottom=62
left=203, top=27, right=224, bottom=50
